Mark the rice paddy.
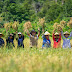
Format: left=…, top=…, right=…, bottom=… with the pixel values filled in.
left=0, top=38, right=72, bottom=72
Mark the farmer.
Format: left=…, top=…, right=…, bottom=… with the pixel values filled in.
left=16, top=32, right=24, bottom=48
left=6, top=33, right=15, bottom=48
left=61, top=30, right=72, bottom=49
left=0, top=33, right=4, bottom=48
left=52, top=29, right=61, bottom=48
left=42, top=31, right=51, bottom=49
left=27, top=28, right=40, bottom=48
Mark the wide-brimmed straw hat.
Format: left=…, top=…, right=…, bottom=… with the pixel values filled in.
left=30, top=30, right=37, bottom=35
left=18, top=32, right=22, bottom=35
left=0, top=33, right=4, bottom=36
left=44, top=31, right=50, bottom=35
left=63, top=31, right=70, bottom=35
left=54, top=32, right=59, bottom=36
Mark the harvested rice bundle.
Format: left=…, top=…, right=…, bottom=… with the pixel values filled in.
left=67, top=20, right=72, bottom=29
left=12, top=21, right=19, bottom=30
left=23, top=21, right=32, bottom=32
left=60, top=20, right=66, bottom=28
left=24, top=21, right=32, bottom=29
left=4, top=22, right=10, bottom=31
left=38, top=17, right=45, bottom=33
left=9, top=22, right=13, bottom=28
left=57, top=25, right=62, bottom=31
left=38, top=17, right=45, bottom=28
left=53, top=22, right=59, bottom=29
left=70, top=17, right=72, bottom=20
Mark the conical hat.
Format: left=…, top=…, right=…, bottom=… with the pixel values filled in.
left=63, top=31, right=70, bottom=35
left=0, top=33, right=4, bottom=36
left=54, top=32, right=59, bottom=35
left=44, top=31, right=50, bottom=35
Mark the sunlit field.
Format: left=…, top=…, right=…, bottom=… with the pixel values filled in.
left=0, top=38, right=72, bottom=72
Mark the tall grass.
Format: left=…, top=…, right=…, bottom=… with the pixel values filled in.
left=0, top=38, right=72, bottom=72
left=0, top=46, right=72, bottom=72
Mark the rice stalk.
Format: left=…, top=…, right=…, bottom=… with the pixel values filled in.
left=12, top=21, right=19, bottom=30
left=60, top=20, right=66, bottom=28
left=23, top=21, right=32, bottom=32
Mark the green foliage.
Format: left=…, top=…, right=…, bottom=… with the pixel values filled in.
left=0, top=0, right=72, bottom=23
left=0, top=0, right=72, bottom=37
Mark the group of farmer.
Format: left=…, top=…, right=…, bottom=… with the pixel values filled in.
left=0, top=28, right=72, bottom=49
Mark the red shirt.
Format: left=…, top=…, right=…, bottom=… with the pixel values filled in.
left=52, top=33, right=61, bottom=48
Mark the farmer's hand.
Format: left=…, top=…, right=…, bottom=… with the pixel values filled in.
left=22, top=33, right=24, bottom=35
left=38, top=28, right=40, bottom=31
left=53, top=29, right=55, bottom=33
left=16, top=31, right=17, bottom=33
left=47, top=41, right=49, bottom=44
left=60, top=28, right=62, bottom=31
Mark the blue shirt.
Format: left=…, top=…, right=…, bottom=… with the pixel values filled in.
left=18, top=36, right=24, bottom=46
left=42, top=35, right=51, bottom=48
left=6, top=37, right=14, bottom=47
left=0, top=38, right=4, bottom=47
left=61, top=31, right=72, bottom=49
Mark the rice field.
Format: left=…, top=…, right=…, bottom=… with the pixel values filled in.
left=0, top=38, right=72, bottom=72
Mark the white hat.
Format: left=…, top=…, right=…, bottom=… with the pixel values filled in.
left=18, top=32, right=21, bottom=35
left=44, top=31, right=50, bottom=35
left=63, top=31, right=70, bottom=35
left=54, top=32, right=59, bottom=35
left=0, top=33, right=4, bottom=36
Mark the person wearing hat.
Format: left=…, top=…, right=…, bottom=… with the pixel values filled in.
left=42, top=31, right=51, bottom=49
left=27, top=28, right=40, bottom=48
left=16, top=32, right=24, bottom=48
left=0, top=33, right=4, bottom=48
left=52, top=29, right=61, bottom=48
left=6, top=33, right=15, bottom=48
left=61, top=30, right=72, bottom=48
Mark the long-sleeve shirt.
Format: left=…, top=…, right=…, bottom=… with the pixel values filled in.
left=61, top=31, right=72, bottom=49
left=16, top=35, right=24, bottom=47
left=6, top=37, right=15, bottom=47
left=52, top=33, right=61, bottom=48
left=0, top=38, right=4, bottom=47
left=42, top=35, right=51, bottom=48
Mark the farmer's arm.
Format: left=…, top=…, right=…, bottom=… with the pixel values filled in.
left=12, top=42, right=15, bottom=47
left=52, top=29, right=55, bottom=40
left=69, top=31, right=72, bottom=39
left=6, top=38, right=9, bottom=46
left=42, top=34, right=45, bottom=39
left=59, top=33, right=61, bottom=41
left=38, top=28, right=40, bottom=37
left=22, top=33, right=24, bottom=40
left=2, top=39, right=5, bottom=47
left=43, top=39, right=46, bottom=44
left=16, top=31, right=18, bottom=40
left=60, top=28, right=64, bottom=39
left=27, top=29, right=30, bottom=36
left=6, top=32, right=9, bottom=39
left=61, top=31, right=64, bottom=39
left=58, top=29, right=62, bottom=40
